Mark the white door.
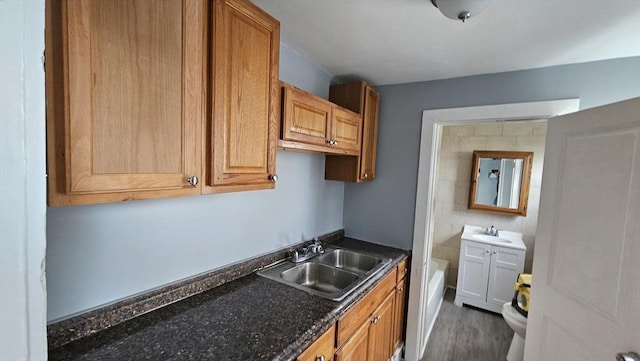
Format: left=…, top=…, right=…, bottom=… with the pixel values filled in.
left=525, top=98, right=640, bottom=360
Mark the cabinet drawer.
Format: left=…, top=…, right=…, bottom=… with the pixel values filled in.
left=336, top=268, right=397, bottom=347
left=396, top=259, right=408, bottom=283
left=298, top=323, right=335, bottom=361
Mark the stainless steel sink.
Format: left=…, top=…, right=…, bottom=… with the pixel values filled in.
left=316, top=249, right=382, bottom=274
left=280, top=263, right=359, bottom=293
left=257, top=247, right=391, bottom=301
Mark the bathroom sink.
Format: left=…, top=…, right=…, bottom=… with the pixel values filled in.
left=472, top=234, right=513, bottom=243
left=257, top=247, right=391, bottom=301
left=461, top=225, right=526, bottom=251
left=316, top=249, right=383, bottom=274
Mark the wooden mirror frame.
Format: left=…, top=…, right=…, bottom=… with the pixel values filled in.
left=468, top=150, right=534, bottom=216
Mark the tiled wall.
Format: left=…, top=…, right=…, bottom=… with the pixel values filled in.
left=433, top=121, right=546, bottom=287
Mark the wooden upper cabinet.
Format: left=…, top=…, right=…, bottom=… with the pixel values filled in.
left=280, top=82, right=361, bottom=155
left=208, top=0, right=280, bottom=191
left=326, top=82, right=380, bottom=182
left=360, top=86, right=380, bottom=180
left=47, top=0, right=281, bottom=205
left=46, top=0, right=206, bottom=206
left=330, top=105, right=361, bottom=152
left=281, top=82, right=331, bottom=147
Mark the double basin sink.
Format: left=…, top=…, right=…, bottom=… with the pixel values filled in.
left=257, top=247, right=391, bottom=301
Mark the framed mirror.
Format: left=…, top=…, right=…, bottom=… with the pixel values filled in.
left=468, top=150, right=533, bottom=216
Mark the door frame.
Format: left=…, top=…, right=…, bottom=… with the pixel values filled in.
left=404, top=99, right=580, bottom=361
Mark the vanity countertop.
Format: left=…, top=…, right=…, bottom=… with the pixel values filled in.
left=461, top=224, right=526, bottom=250
left=48, top=238, right=408, bottom=361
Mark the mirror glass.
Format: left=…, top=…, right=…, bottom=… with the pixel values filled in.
left=469, top=150, right=533, bottom=216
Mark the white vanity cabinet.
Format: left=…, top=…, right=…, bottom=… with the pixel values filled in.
left=454, top=225, right=526, bottom=314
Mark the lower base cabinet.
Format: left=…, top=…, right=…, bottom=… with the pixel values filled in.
left=298, top=260, right=409, bottom=361
left=392, top=273, right=408, bottom=351
left=297, top=324, right=336, bottom=361
left=334, top=322, right=369, bottom=361
left=367, top=291, right=396, bottom=361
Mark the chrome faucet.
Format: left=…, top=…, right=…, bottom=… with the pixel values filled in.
left=290, top=237, right=324, bottom=263
left=486, top=225, right=499, bottom=237
left=308, top=237, right=324, bottom=254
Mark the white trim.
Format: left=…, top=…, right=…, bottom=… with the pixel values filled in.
left=0, top=2, right=47, bottom=359
left=403, top=99, right=580, bottom=361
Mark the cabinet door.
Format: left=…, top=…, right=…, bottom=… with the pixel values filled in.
left=330, top=106, right=361, bottom=152
left=457, top=240, right=491, bottom=301
left=392, top=278, right=408, bottom=352
left=282, top=84, right=331, bottom=146
left=47, top=0, right=204, bottom=205
left=335, top=322, right=369, bottom=361
left=209, top=0, right=279, bottom=189
left=487, top=246, right=525, bottom=306
left=298, top=324, right=335, bottom=361
left=367, top=291, right=395, bottom=361
left=359, top=85, right=379, bottom=181
left=325, top=81, right=379, bottom=182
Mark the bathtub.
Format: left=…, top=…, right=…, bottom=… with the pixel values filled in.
left=420, top=257, right=449, bottom=356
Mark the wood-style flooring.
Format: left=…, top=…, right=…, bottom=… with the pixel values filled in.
left=420, top=288, right=514, bottom=361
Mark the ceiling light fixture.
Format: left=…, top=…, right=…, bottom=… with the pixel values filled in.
left=431, top=0, right=491, bottom=23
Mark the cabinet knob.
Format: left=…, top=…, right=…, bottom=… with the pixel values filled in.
left=397, top=287, right=404, bottom=292
left=268, top=174, right=278, bottom=182
left=187, top=176, right=199, bottom=186
left=315, top=355, right=326, bottom=361
left=363, top=173, right=368, bottom=178
left=333, top=140, right=338, bottom=146
left=485, top=250, right=490, bottom=254
left=327, top=140, right=334, bottom=146
left=493, top=250, right=497, bottom=254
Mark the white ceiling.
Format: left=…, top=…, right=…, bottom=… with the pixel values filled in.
left=252, top=0, right=640, bottom=86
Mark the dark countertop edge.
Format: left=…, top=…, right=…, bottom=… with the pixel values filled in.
left=47, top=229, right=346, bottom=349
left=273, top=240, right=409, bottom=361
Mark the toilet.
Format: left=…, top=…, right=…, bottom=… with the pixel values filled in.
left=502, top=302, right=528, bottom=361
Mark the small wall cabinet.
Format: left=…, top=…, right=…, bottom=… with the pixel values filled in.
left=279, top=82, right=361, bottom=155
left=326, top=82, right=380, bottom=182
left=46, top=0, right=280, bottom=206
left=454, top=239, right=525, bottom=313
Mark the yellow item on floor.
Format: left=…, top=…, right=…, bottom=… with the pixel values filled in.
left=511, top=273, right=531, bottom=317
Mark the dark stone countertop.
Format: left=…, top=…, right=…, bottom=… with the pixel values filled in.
left=48, top=238, right=409, bottom=361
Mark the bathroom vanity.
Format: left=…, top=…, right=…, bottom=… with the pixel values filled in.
left=454, top=225, right=526, bottom=314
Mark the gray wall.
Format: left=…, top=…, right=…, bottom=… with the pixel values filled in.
left=343, top=57, right=640, bottom=250
left=46, top=44, right=341, bottom=321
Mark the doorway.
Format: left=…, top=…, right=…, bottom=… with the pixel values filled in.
left=404, top=99, right=580, bottom=361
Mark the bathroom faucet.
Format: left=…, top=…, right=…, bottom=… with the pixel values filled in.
left=486, top=226, right=499, bottom=237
